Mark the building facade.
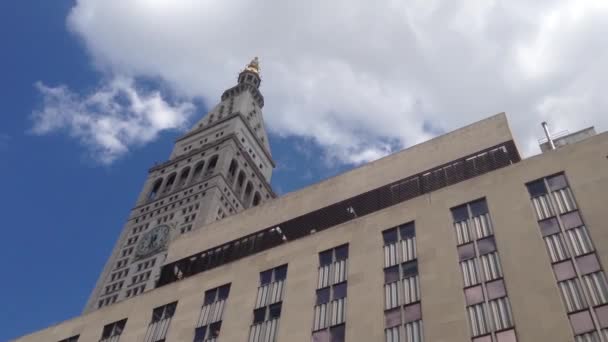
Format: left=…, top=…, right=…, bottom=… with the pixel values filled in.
left=84, top=58, right=276, bottom=313
left=14, top=86, right=608, bottom=340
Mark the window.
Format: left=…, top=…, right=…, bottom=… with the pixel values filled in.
left=451, top=199, right=516, bottom=339
left=566, top=226, right=594, bottom=256
left=583, top=272, right=608, bottom=306
left=178, top=167, right=190, bottom=188
left=595, top=305, right=608, bottom=329
left=330, top=324, right=345, bottom=342
left=98, top=294, right=118, bottom=308
left=205, top=155, right=218, bottom=176
left=252, top=192, right=261, bottom=207
left=144, top=302, right=177, bottom=342
left=194, top=284, right=230, bottom=342
left=383, top=222, right=416, bottom=268
left=313, top=245, right=349, bottom=338
left=192, top=162, right=205, bottom=182
left=100, top=318, right=127, bottom=342
left=570, top=310, right=595, bottom=335
left=544, top=233, right=570, bottom=263
left=248, top=265, right=288, bottom=342
left=382, top=222, right=424, bottom=342
left=244, top=182, right=254, bottom=202
left=562, top=211, right=584, bottom=230
left=527, top=179, right=553, bottom=220
left=527, top=173, right=608, bottom=340
left=559, top=278, right=588, bottom=312
left=236, top=171, right=246, bottom=191
left=148, top=179, right=163, bottom=201
left=162, top=173, right=177, bottom=194
left=228, top=159, right=238, bottom=179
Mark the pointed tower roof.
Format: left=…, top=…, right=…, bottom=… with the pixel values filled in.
left=244, top=57, right=260, bottom=75
left=178, top=58, right=273, bottom=163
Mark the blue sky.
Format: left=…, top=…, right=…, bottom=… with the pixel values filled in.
left=0, top=2, right=349, bottom=340
left=3, top=1, right=608, bottom=340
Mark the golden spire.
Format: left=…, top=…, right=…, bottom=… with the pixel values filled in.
left=244, top=56, right=260, bottom=75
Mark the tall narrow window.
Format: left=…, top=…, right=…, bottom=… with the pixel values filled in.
left=192, top=162, right=205, bottom=182
left=451, top=199, right=518, bottom=342
left=312, top=244, right=348, bottom=342
left=382, top=222, right=423, bottom=342
left=100, top=318, right=127, bottom=342
left=205, top=155, right=218, bottom=176
left=144, top=301, right=178, bottom=342
left=194, top=284, right=230, bottom=342
left=237, top=171, right=246, bottom=192
left=527, top=173, right=608, bottom=342
left=249, top=265, right=288, bottom=342
left=228, top=159, right=238, bottom=180
left=178, top=167, right=190, bottom=188
left=148, top=179, right=163, bottom=201
left=163, top=174, right=176, bottom=194
left=244, top=182, right=254, bottom=202
left=252, top=192, right=261, bottom=207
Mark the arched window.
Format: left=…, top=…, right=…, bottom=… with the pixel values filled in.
left=192, top=161, right=204, bottom=182
left=163, top=173, right=177, bottom=193
left=237, top=171, right=246, bottom=192
left=228, top=159, right=238, bottom=180
left=252, top=192, right=261, bottom=206
left=244, top=182, right=253, bottom=202
left=148, top=178, right=163, bottom=201
left=177, top=167, right=190, bottom=188
left=205, top=155, right=218, bottom=176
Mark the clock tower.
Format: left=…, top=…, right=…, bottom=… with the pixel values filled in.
left=84, top=58, right=276, bottom=312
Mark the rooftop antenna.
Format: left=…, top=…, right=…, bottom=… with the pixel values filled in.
left=542, top=121, right=555, bottom=150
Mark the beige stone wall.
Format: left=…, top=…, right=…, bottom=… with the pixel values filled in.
left=14, top=120, right=608, bottom=342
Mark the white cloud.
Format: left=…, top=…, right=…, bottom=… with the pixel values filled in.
left=31, top=77, right=195, bottom=164
left=62, top=0, right=608, bottom=164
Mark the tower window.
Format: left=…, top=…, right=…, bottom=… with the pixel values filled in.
left=163, top=173, right=177, bottom=193
left=228, top=159, right=238, bottom=179
left=252, top=192, right=261, bottom=207
left=244, top=182, right=254, bottom=202
left=205, top=155, right=219, bottom=176
left=178, top=167, right=190, bottom=188
left=237, top=171, right=246, bottom=191
left=148, top=178, right=163, bottom=201
left=192, top=162, right=205, bottom=181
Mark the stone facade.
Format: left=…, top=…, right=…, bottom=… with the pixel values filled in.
left=14, top=109, right=608, bottom=342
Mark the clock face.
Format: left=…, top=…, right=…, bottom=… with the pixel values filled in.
left=136, top=225, right=170, bottom=257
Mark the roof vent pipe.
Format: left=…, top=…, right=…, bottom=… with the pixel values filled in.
left=542, top=121, right=555, bottom=150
